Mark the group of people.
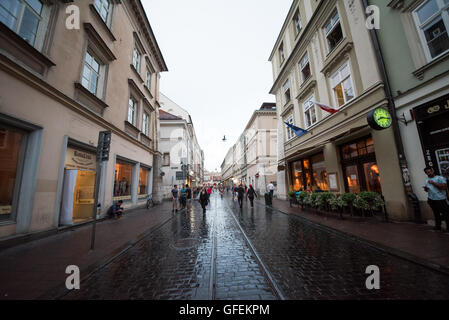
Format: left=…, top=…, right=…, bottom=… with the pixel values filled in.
left=171, top=184, right=215, bottom=214
left=231, top=184, right=259, bottom=209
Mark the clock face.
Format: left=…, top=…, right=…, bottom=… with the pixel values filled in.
left=373, top=108, right=392, bottom=128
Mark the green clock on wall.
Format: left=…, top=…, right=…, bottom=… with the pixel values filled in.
left=367, top=107, right=392, bottom=130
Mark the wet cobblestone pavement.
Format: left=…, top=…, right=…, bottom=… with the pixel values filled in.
left=64, top=193, right=449, bottom=300
left=229, top=196, right=449, bottom=299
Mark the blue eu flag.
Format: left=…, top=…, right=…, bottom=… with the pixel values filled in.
left=285, top=122, right=308, bottom=138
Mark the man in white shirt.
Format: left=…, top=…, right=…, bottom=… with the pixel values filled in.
left=267, top=182, right=275, bottom=200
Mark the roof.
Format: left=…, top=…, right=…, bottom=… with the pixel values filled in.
left=159, top=110, right=182, bottom=120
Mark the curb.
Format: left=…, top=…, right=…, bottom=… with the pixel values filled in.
left=255, top=200, right=449, bottom=277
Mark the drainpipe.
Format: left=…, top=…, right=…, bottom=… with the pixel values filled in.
left=362, top=0, right=414, bottom=217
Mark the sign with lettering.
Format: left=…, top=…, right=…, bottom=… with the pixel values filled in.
left=65, top=147, right=96, bottom=171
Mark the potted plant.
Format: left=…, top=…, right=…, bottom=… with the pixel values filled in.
left=288, top=190, right=298, bottom=207
left=341, top=193, right=357, bottom=216
left=353, top=192, right=384, bottom=217
left=297, top=191, right=310, bottom=209
left=329, top=195, right=345, bottom=219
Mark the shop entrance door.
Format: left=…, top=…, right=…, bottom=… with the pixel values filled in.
left=60, top=169, right=96, bottom=226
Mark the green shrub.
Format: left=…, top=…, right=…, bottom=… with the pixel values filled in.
left=353, top=192, right=384, bottom=211
left=341, top=193, right=357, bottom=207
left=297, top=191, right=310, bottom=205
left=315, top=192, right=336, bottom=210
left=309, top=193, right=320, bottom=208
left=329, top=195, right=344, bottom=211
left=288, top=190, right=297, bottom=199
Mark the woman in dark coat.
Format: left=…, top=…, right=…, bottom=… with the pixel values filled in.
left=199, top=187, right=210, bottom=214
left=246, top=184, right=258, bottom=208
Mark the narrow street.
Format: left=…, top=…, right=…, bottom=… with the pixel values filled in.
left=62, top=193, right=449, bottom=300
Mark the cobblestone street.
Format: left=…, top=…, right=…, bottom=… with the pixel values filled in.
left=62, top=193, right=449, bottom=300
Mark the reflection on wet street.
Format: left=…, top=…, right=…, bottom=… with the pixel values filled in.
left=64, top=193, right=449, bottom=300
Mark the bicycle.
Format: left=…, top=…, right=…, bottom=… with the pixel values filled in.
left=146, top=194, right=154, bottom=209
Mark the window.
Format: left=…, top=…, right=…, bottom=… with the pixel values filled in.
left=163, top=153, right=170, bottom=166
left=324, top=10, right=343, bottom=53
left=414, top=0, right=449, bottom=60
left=283, top=79, right=291, bottom=103
left=285, top=114, right=294, bottom=141
left=340, top=136, right=381, bottom=194
left=128, top=97, right=137, bottom=126
left=0, top=0, right=43, bottom=46
left=330, top=61, right=354, bottom=107
left=0, top=124, right=25, bottom=221
left=311, top=153, right=328, bottom=191
left=145, top=67, right=151, bottom=89
left=303, top=95, right=317, bottom=128
left=82, top=51, right=101, bottom=95
left=138, top=167, right=149, bottom=195
left=279, top=42, right=285, bottom=65
left=94, top=0, right=111, bottom=25
left=114, top=161, right=133, bottom=200
left=132, top=45, right=141, bottom=72
left=294, top=10, right=302, bottom=35
left=300, top=52, right=311, bottom=83
left=142, top=112, right=149, bottom=136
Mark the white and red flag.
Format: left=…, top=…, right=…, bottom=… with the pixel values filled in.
left=312, top=100, right=339, bottom=114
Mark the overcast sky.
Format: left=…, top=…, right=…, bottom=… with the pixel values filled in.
left=144, top=0, right=292, bottom=172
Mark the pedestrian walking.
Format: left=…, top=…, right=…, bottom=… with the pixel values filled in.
left=237, top=184, right=245, bottom=208
left=199, top=187, right=210, bottom=214
left=186, top=184, right=192, bottom=208
left=180, top=184, right=187, bottom=209
left=247, top=184, right=258, bottom=208
left=423, top=167, right=449, bottom=232
left=267, top=182, right=275, bottom=200
left=171, top=185, right=179, bottom=212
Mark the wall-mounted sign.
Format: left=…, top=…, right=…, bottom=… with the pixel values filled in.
left=367, top=107, right=392, bottom=130
left=65, top=147, right=96, bottom=171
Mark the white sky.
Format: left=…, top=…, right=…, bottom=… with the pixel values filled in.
left=143, top=0, right=292, bottom=172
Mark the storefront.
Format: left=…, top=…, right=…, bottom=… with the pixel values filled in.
left=289, top=152, right=329, bottom=192
left=60, top=144, right=97, bottom=226
left=339, top=136, right=382, bottom=194
left=414, top=94, right=449, bottom=181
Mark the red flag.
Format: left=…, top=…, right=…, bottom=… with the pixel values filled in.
left=312, top=101, right=339, bottom=114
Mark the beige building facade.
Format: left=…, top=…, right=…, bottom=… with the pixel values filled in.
left=221, top=103, right=278, bottom=195
left=159, top=94, right=204, bottom=198
left=0, top=0, right=167, bottom=239
left=270, top=0, right=411, bottom=220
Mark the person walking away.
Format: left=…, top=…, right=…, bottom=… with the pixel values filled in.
left=423, top=167, right=449, bottom=232
left=171, top=185, right=179, bottom=212
left=247, top=184, right=258, bottom=208
left=207, top=186, right=212, bottom=196
left=237, top=184, right=245, bottom=209
left=180, top=184, right=187, bottom=209
left=267, top=182, right=275, bottom=200
left=200, top=187, right=209, bottom=214
left=186, top=184, right=192, bottom=208
left=107, top=200, right=124, bottom=219
left=244, top=184, right=248, bottom=201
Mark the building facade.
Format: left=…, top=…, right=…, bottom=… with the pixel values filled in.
left=221, top=103, right=278, bottom=195
left=0, top=0, right=167, bottom=238
left=159, top=94, right=204, bottom=198
left=368, top=0, right=449, bottom=221
left=269, top=0, right=411, bottom=220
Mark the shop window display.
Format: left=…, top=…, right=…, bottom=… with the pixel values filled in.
left=0, top=125, right=25, bottom=220
left=114, top=161, right=133, bottom=200
left=139, top=167, right=149, bottom=196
